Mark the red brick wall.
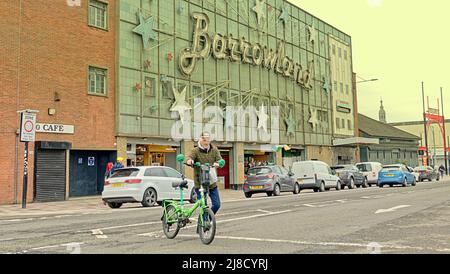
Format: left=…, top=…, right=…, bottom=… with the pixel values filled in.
left=0, top=0, right=117, bottom=204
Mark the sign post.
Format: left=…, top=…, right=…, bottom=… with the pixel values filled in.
left=18, top=110, right=38, bottom=209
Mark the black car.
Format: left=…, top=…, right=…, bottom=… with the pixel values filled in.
left=413, top=166, right=440, bottom=182
left=243, top=166, right=299, bottom=198
left=331, top=165, right=368, bottom=189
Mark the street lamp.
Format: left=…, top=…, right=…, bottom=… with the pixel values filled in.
left=356, top=78, right=379, bottom=84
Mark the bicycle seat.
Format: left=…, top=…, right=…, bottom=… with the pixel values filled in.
left=172, top=180, right=189, bottom=189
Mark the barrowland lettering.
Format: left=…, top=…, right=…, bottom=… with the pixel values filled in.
left=179, top=12, right=314, bottom=90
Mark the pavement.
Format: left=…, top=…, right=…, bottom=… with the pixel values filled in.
left=0, top=189, right=247, bottom=219
left=1, top=178, right=450, bottom=254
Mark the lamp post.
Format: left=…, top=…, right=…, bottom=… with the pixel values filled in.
left=356, top=78, right=379, bottom=84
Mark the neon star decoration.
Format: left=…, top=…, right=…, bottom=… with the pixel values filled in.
left=170, top=87, right=192, bottom=125
left=252, top=0, right=266, bottom=26
left=308, top=107, right=320, bottom=132
left=279, top=6, right=290, bottom=25
left=256, top=104, right=269, bottom=133
left=132, top=11, right=157, bottom=50
left=307, top=23, right=317, bottom=44
left=285, top=109, right=296, bottom=137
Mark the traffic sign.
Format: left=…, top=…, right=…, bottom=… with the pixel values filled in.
left=20, top=112, right=37, bottom=142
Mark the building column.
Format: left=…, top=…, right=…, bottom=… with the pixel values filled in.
left=233, top=142, right=245, bottom=190
left=181, top=140, right=195, bottom=180
left=116, top=137, right=127, bottom=167
left=276, top=150, right=283, bottom=166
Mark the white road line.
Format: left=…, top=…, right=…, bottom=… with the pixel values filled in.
left=0, top=238, right=15, bottom=242
left=91, top=229, right=108, bottom=239
left=375, top=205, right=412, bottom=214
left=138, top=210, right=292, bottom=237
left=175, top=235, right=448, bottom=253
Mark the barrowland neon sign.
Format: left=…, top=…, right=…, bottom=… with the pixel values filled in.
left=179, top=13, right=315, bottom=90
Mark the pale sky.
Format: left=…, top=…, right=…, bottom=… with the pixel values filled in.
left=289, top=0, right=450, bottom=123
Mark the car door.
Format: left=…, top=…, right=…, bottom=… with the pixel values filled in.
left=144, top=167, right=171, bottom=200
left=325, top=165, right=335, bottom=187
left=280, top=167, right=294, bottom=191
left=402, top=166, right=413, bottom=183
left=273, top=166, right=286, bottom=191
left=163, top=167, right=188, bottom=199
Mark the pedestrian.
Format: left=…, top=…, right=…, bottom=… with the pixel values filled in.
left=111, top=157, right=125, bottom=175
left=186, top=132, right=223, bottom=215
left=439, top=164, right=445, bottom=178
left=104, top=162, right=113, bottom=179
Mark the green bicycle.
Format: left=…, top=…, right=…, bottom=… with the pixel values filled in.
left=161, top=154, right=225, bottom=245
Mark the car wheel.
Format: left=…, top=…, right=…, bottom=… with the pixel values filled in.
left=273, top=184, right=281, bottom=196
left=319, top=182, right=325, bottom=192
left=266, top=192, right=273, bottom=197
left=293, top=183, right=300, bottom=194
left=437, top=176, right=440, bottom=181
left=402, top=178, right=408, bottom=187
left=379, top=184, right=383, bottom=188
left=336, top=181, right=342, bottom=191
left=245, top=192, right=252, bottom=198
left=107, top=202, right=123, bottom=209
left=142, top=188, right=157, bottom=207
left=313, top=188, right=319, bottom=193
left=349, top=178, right=355, bottom=189
left=412, top=178, right=417, bottom=187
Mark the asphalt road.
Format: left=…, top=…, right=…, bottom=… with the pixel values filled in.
left=1, top=179, right=450, bottom=254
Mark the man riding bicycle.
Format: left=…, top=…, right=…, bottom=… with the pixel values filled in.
left=186, top=132, right=222, bottom=215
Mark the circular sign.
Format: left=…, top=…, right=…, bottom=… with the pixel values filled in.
left=24, top=120, right=34, bottom=133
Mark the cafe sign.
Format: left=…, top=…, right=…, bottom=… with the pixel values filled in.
left=36, top=123, right=75, bottom=134
left=179, top=12, right=315, bottom=90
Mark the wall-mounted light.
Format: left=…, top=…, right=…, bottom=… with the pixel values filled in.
left=48, top=108, right=56, bottom=116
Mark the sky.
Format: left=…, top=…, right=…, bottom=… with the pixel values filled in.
left=289, top=0, right=450, bottom=123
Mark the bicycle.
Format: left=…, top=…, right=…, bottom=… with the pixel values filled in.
left=161, top=154, right=226, bottom=245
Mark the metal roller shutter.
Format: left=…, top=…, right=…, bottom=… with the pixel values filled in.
left=35, top=150, right=66, bottom=202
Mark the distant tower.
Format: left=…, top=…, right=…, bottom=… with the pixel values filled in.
left=379, top=98, right=387, bottom=123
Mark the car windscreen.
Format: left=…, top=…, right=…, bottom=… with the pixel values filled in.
left=381, top=167, right=401, bottom=172
left=331, top=166, right=346, bottom=171
left=110, top=168, right=140, bottom=178
left=356, top=164, right=372, bottom=172
left=248, top=168, right=272, bottom=176
left=414, top=166, right=428, bottom=171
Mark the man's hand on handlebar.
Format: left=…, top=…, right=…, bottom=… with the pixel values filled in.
left=213, top=162, right=219, bottom=168
left=186, top=159, right=194, bottom=166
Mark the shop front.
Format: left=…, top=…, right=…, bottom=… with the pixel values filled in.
left=243, top=144, right=277, bottom=175
left=126, top=138, right=180, bottom=169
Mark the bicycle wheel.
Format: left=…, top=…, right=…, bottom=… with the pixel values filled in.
left=198, top=208, right=216, bottom=245
left=162, top=204, right=180, bottom=239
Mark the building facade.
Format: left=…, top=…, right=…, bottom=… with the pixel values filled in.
left=115, top=0, right=355, bottom=189
left=0, top=0, right=117, bottom=204
left=359, top=114, right=420, bottom=167
left=0, top=0, right=356, bottom=204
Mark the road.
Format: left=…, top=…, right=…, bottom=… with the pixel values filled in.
left=1, top=180, right=450, bottom=254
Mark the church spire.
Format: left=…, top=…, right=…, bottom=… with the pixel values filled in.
left=379, top=98, right=387, bottom=123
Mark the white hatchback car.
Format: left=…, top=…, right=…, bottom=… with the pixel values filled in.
left=102, top=166, right=196, bottom=209
left=291, top=161, right=342, bottom=192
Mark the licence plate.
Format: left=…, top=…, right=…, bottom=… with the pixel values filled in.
left=250, top=186, right=263, bottom=190
left=112, top=183, right=125, bottom=188
left=385, top=174, right=394, bottom=177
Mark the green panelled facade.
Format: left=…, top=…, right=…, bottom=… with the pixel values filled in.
left=117, top=0, right=352, bottom=147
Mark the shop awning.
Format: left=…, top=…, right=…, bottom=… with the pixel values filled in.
left=333, top=137, right=379, bottom=147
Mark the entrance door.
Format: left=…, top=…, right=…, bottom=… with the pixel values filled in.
left=34, top=149, right=66, bottom=202
left=217, top=155, right=230, bottom=189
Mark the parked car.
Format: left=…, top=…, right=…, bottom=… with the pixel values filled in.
left=243, top=166, right=299, bottom=198
left=409, top=166, right=420, bottom=182
left=102, top=166, right=196, bottom=209
left=378, top=164, right=416, bottom=188
left=291, top=161, right=342, bottom=192
left=331, top=165, right=368, bottom=189
left=413, top=166, right=440, bottom=182
left=356, top=162, right=383, bottom=187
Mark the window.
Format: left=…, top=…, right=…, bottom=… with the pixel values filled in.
left=334, top=81, right=337, bottom=92
left=144, top=168, right=167, bottom=177
left=336, top=118, right=340, bottom=129
left=164, top=168, right=182, bottom=178
left=162, top=81, right=173, bottom=99
left=144, top=77, right=155, bottom=97
left=338, top=47, right=342, bottom=58
left=88, top=66, right=107, bottom=96
left=89, top=0, right=108, bottom=30
left=346, top=84, right=349, bottom=95
left=344, top=50, right=347, bottom=60
left=332, top=45, right=336, bottom=55
left=341, top=118, right=345, bottom=129
left=347, top=120, right=352, bottom=130
left=110, top=168, right=140, bottom=178
left=340, top=83, right=343, bottom=93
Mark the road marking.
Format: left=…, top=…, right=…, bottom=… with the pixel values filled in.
left=0, top=238, right=15, bottom=242
left=375, top=205, right=412, bottom=214
left=175, top=235, right=449, bottom=253
left=138, top=210, right=292, bottom=237
left=256, top=209, right=273, bottom=214
left=91, top=229, right=108, bottom=239
left=26, top=242, right=85, bottom=252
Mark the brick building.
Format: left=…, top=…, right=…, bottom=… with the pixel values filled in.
left=0, top=0, right=117, bottom=204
